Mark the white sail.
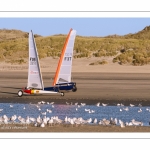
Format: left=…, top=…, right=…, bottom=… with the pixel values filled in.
left=27, top=30, right=44, bottom=89
left=53, top=29, right=76, bottom=85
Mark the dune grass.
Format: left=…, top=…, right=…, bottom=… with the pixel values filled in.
left=1, top=27, right=150, bottom=66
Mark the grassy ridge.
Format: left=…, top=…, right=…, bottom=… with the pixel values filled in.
left=0, top=26, right=150, bottom=65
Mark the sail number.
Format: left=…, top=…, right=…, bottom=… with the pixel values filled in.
left=64, top=57, right=72, bottom=61
left=30, top=57, right=36, bottom=65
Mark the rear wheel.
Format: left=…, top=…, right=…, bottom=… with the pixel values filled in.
left=18, top=90, right=23, bottom=97
left=72, top=86, right=77, bottom=92
left=61, top=92, right=64, bottom=96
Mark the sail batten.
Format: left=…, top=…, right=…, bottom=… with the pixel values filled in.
left=27, top=30, right=44, bottom=89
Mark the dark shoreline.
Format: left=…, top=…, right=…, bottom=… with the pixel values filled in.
left=0, top=96, right=150, bottom=106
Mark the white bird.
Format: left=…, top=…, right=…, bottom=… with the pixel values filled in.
left=114, top=118, right=118, bottom=125
left=117, top=103, right=120, bottom=106
left=41, top=112, right=46, bottom=115
left=85, top=109, right=90, bottom=112
left=10, top=105, right=13, bottom=108
left=120, top=108, right=122, bottom=111
left=23, top=107, right=26, bottom=110
left=102, top=103, right=107, bottom=106
left=138, top=108, right=142, bottom=113
left=50, top=102, right=54, bottom=105
left=130, top=104, right=134, bottom=107
left=123, top=107, right=129, bottom=111
left=76, top=108, right=78, bottom=111
left=75, top=102, right=78, bottom=105
left=66, top=102, right=70, bottom=105
left=93, top=118, right=97, bottom=124
left=47, top=109, right=52, bottom=113
left=91, top=110, right=95, bottom=113
left=119, top=119, right=125, bottom=128
left=0, top=109, right=3, bottom=112
left=96, top=102, right=100, bottom=107
left=47, top=102, right=50, bottom=105
left=87, top=118, right=92, bottom=124
left=52, top=105, right=54, bottom=108
left=38, top=102, right=41, bottom=104
left=10, top=115, right=17, bottom=123
left=40, top=122, right=45, bottom=127
left=38, top=108, right=41, bottom=111
left=81, top=103, right=86, bottom=106
left=41, top=101, right=45, bottom=104
left=132, top=119, right=143, bottom=126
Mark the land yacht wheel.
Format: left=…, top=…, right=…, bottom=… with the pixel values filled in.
left=18, top=90, right=23, bottom=97
left=72, top=86, right=77, bottom=92
left=61, top=92, right=64, bottom=96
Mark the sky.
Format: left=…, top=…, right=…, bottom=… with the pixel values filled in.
left=0, top=18, right=150, bottom=37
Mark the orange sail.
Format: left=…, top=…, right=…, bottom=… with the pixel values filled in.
left=52, top=28, right=76, bottom=86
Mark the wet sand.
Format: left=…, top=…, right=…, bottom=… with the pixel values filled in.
left=0, top=71, right=150, bottom=105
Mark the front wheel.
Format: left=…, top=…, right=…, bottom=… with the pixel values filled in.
left=60, top=92, right=64, bottom=96
left=18, top=90, right=23, bottom=97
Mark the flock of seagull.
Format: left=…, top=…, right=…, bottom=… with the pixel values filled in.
left=0, top=101, right=149, bottom=128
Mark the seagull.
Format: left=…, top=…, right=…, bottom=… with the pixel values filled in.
left=93, top=118, right=97, bottom=124
left=66, top=102, right=70, bottom=105
left=85, top=109, right=90, bottom=112
left=102, top=103, right=107, bottom=106
left=132, top=119, right=143, bottom=126
left=75, top=102, right=78, bottom=105
left=40, top=122, right=45, bottom=127
left=138, top=108, right=142, bottom=113
left=47, top=102, right=50, bottom=105
left=117, top=103, right=120, bottom=106
left=52, top=105, right=54, bottom=108
left=130, top=104, right=134, bottom=107
left=41, top=112, right=46, bottom=115
left=96, top=102, right=100, bottom=107
left=23, top=106, right=26, bottom=110
left=10, top=105, right=13, bottom=108
left=41, top=101, right=45, bottom=104
left=123, top=107, right=129, bottom=111
left=91, top=110, right=95, bottom=113
left=119, top=119, right=125, bottom=128
left=120, top=108, right=122, bottom=112
left=76, top=108, right=78, bottom=111
left=50, top=102, right=54, bottom=105
left=0, top=109, right=3, bottom=112
left=47, top=109, right=52, bottom=113
left=81, top=103, right=86, bottom=106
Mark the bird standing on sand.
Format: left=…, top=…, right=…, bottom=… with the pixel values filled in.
left=102, top=103, right=107, bottom=106
left=130, top=104, right=134, bottom=107
left=96, top=102, right=100, bottom=107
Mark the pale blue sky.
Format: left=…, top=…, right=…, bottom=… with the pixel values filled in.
left=0, top=18, right=150, bottom=37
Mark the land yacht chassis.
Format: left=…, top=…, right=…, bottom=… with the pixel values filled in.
left=17, top=82, right=77, bottom=97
